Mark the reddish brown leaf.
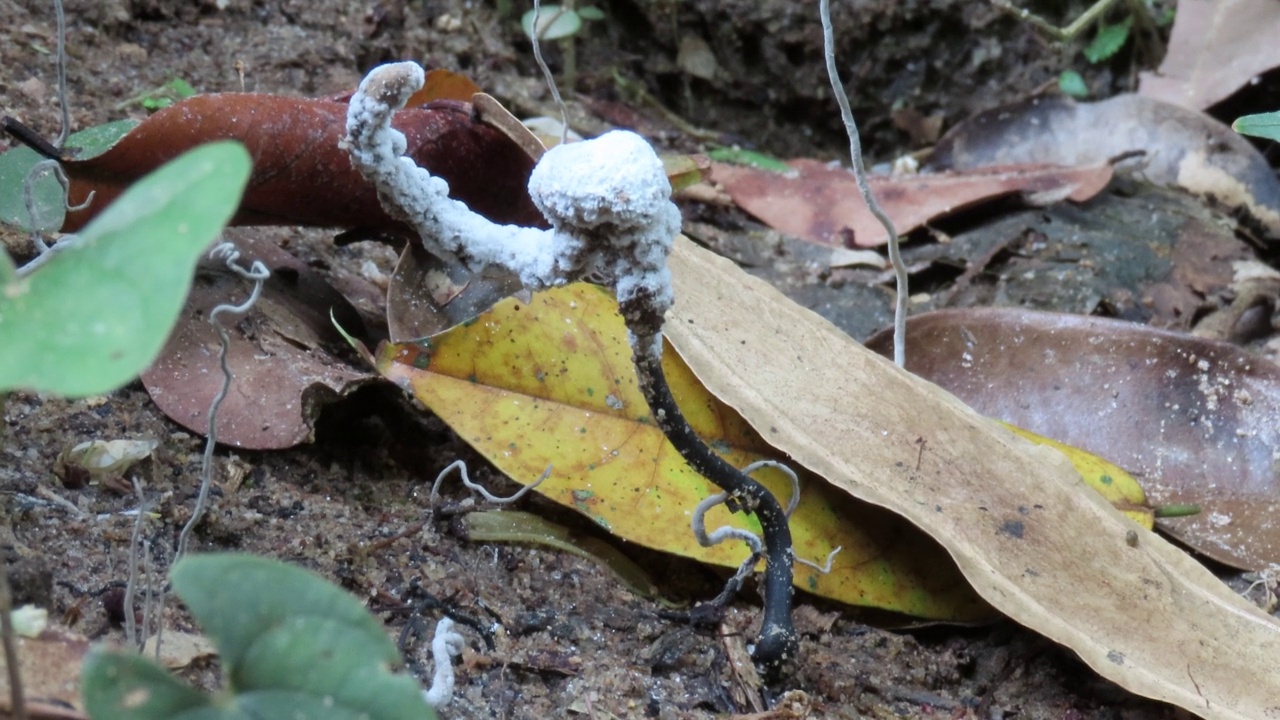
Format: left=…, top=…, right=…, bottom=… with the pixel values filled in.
left=411, top=68, right=485, bottom=105
left=58, top=94, right=544, bottom=233
left=866, top=308, right=1280, bottom=570
left=325, top=68, right=483, bottom=106
left=710, top=160, right=1111, bottom=248
left=141, top=232, right=376, bottom=449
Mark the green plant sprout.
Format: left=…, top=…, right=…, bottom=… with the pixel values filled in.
left=521, top=2, right=604, bottom=91
left=118, top=77, right=198, bottom=112
left=991, top=0, right=1170, bottom=98
left=1234, top=112, right=1280, bottom=143
left=83, top=554, right=453, bottom=720
left=0, top=141, right=250, bottom=396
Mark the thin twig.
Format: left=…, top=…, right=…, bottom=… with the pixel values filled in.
left=32, top=485, right=85, bottom=518
left=52, top=0, right=70, bottom=149
left=0, top=553, right=26, bottom=720
left=123, top=479, right=146, bottom=650
left=819, top=0, right=907, bottom=367
left=529, top=0, right=571, bottom=146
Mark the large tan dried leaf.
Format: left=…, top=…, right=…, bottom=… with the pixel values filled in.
left=1138, top=0, right=1280, bottom=110
left=664, top=237, right=1280, bottom=720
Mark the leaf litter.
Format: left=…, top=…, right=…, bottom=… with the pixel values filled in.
left=5, top=8, right=1274, bottom=712
left=1138, top=0, right=1280, bottom=111
left=14, top=92, right=544, bottom=233
left=140, top=231, right=377, bottom=450
left=866, top=307, right=1280, bottom=572
left=373, top=282, right=990, bottom=621
left=928, top=93, right=1280, bottom=240
left=0, top=2, right=1233, bottom=712
left=666, top=237, right=1280, bottom=720
left=711, top=158, right=1112, bottom=248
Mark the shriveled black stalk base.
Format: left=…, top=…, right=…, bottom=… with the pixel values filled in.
left=620, top=293, right=798, bottom=683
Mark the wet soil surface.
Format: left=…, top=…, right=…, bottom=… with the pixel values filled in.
left=0, top=0, right=1192, bottom=717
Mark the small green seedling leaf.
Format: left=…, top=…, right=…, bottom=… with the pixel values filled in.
left=1058, top=70, right=1089, bottom=98
left=0, top=250, right=15, bottom=284
left=82, top=554, right=437, bottom=720
left=1234, top=111, right=1280, bottom=142
left=140, top=78, right=198, bottom=111
left=82, top=650, right=213, bottom=720
left=576, top=5, right=605, bottom=20
left=0, top=119, right=138, bottom=232
left=1083, top=16, right=1132, bottom=63
left=64, top=119, right=142, bottom=160
left=706, top=146, right=793, bottom=174
left=521, top=5, right=583, bottom=40
left=0, top=140, right=249, bottom=396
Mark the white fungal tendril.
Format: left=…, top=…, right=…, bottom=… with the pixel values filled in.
left=691, top=462, right=840, bottom=575
left=341, top=61, right=680, bottom=314
left=692, top=491, right=764, bottom=555
left=18, top=159, right=92, bottom=270
left=796, top=546, right=842, bottom=575
left=174, top=242, right=270, bottom=564
left=428, top=459, right=551, bottom=510
left=739, top=460, right=802, bottom=517
left=421, top=617, right=466, bottom=709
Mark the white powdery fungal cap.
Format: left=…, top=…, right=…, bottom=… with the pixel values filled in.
left=529, top=131, right=674, bottom=231
left=344, top=61, right=680, bottom=316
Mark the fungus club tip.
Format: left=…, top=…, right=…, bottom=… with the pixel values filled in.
left=529, top=130, right=672, bottom=230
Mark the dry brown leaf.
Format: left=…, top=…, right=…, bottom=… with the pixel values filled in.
left=1138, top=0, right=1280, bottom=110
left=929, top=94, right=1280, bottom=239
left=864, top=308, right=1280, bottom=571
left=710, top=160, right=1111, bottom=248
left=386, top=242, right=524, bottom=342
left=141, top=233, right=376, bottom=449
left=143, top=629, right=217, bottom=669
left=664, top=237, right=1280, bottom=720
left=0, top=625, right=88, bottom=716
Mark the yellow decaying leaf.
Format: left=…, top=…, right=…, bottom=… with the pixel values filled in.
left=376, top=283, right=990, bottom=620
left=1000, top=423, right=1154, bottom=529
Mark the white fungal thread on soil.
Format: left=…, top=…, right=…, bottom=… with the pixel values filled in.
left=528, top=0, right=571, bottom=147
left=819, top=0, right=907, bottom=368
left=175, top=242, right=271, bottom=563
left=155, top=242, right=269, bottom=661
left=422, top=617, right=466, bottom=709
left=693, top=461, right=841, bottom=574
left=428, top=459, right=551, bottom=510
